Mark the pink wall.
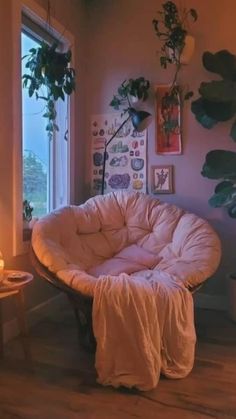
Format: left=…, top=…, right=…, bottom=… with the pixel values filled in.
left=85, top=0, right=236, bottom=297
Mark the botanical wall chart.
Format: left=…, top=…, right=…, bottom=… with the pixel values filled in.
left=91, top=113, right=147, bottom=195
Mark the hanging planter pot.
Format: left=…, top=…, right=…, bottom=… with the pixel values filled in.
left=167, top=35, right=195, bottom=65
left=228, top=272, right=236, bottom=322
left=180, top=35, right=195, bottom=65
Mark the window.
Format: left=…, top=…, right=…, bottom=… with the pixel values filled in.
left=21, top=16, right=69, bottom=219
left=12, top=1, right=75, bottom=256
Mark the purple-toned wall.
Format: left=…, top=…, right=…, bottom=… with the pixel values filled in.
left=85, top=0, right=236, bottom=298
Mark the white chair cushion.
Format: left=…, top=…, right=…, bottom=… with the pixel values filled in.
left=32, top=191, right=221, bottom=296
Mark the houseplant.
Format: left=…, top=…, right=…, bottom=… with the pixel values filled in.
left=23, top=199, right=34, bottom=228
left=109, top=77, right=150, bottom=113
left=191, top=49, right=236, bottom=321
left=100, top=76, right=151, bottom=194
left=22, top=41, right=75, bottom=140
left=191, top=50, right=236, bottom=218
left=152, top=1, right=198, bottom=141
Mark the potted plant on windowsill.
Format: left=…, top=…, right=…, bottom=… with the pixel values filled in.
left=152, top=1, right=198, bottom=142
left=23, top=199, right=34, bottom=228
left=191, top=49, right=236, bottom=321
left=22, top=41, right=75, bottom=140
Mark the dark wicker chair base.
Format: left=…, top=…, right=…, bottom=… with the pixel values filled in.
left=30, top=248, right=96, bottom=352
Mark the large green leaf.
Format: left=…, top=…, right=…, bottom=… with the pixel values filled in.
left=203, top=50, right=236, bottom=81
left=201, top=150, right=236, bottom=179
left=209, top=190, right=234, bottom=208
left=199, top=80, right=236, bottom=102
left=193, top=49, right=236, bottom=219
left=215, top=180, right=234, bottom=193
left=203, top=99, right=236, bottom=121
left=228, top=200, right=236, bottom=218
left=191, top=98, right=217, bottom=128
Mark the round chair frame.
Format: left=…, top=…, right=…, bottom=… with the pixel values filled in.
left=31, top=246, right=203, bottom=352
left=30, top=247, right=96, bottom=351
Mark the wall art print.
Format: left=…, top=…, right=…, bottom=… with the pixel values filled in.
left=151, top=165, right=174, bottom=194
left=155, top=85, right=182, bottom=155
left=91, top=113, right=147, bottom=195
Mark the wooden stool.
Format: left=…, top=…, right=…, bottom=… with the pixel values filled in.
left=0, top=270, right=33, bottom=360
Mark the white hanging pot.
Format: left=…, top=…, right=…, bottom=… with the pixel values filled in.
left=129, top=95, right=143, bottom=107
left=228, top=273, right=236, bottom=322
left=180, top=35, right=195, bottom=65
left=167, top=35, right=195, bottom=65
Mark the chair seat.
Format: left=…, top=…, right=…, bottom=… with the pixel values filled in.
left=32, top=191, right=221, bottom=298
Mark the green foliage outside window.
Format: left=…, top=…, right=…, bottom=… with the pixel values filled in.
left=23, top=151, right=47, bottom=218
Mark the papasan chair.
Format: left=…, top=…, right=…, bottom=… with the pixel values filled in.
left=31, top=191, right=221, bottom=390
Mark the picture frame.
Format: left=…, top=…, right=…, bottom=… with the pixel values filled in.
left=155, top=85, right=182, bottom=155
left=151, top=165, right=174, bottom=194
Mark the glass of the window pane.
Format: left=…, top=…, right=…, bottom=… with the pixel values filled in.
left=22, top=32, right=49, bottom=218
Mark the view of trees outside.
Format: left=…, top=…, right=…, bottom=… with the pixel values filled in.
left=23, top=151, right=47, bottom=218
left=22, top=32, right=50, bottom=218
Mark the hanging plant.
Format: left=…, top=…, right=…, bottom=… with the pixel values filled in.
left=109, top=77, right=150, bottom=113
left=192, top=49, right=236, bottom=218
left=152, top=1, right=198, bottom=139
left=22, top=41, right=75, bottom=140
left=152, top=1, right=197, bottom=69
left=23, top=199, right=34, bottom=222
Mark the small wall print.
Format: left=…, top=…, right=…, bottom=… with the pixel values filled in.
left=151, top=165, right=174, bottom=194
left=155, top=85, right=182, bottom=155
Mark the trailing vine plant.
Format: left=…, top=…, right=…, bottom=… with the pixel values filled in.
left=109, top=77, right=150, bottom=114
left=152, top=1, right=198, bottom=142
left=22, top=41, right=75, bottom=140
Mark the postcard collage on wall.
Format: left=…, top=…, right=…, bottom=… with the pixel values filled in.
left=91, top=114, right=147, bottom=195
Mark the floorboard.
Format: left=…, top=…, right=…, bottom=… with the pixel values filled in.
left=0, top=304, right=235, bottom=419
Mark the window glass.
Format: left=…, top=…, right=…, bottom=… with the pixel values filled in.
left=22, top=32, right=49, bottom=217
left=21, top=27, right=69, bottom=220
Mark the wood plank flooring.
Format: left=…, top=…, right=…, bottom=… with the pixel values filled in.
left=0, top=303, right=236, bottom=419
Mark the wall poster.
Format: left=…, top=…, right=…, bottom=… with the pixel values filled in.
left=155, top=85, right=182, bottom=155
left=91, top=113, right=147, bottom=195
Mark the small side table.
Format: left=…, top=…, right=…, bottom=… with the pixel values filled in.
left=0, top=270, right=33, bottom=360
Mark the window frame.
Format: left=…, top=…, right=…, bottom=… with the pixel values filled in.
left=12, top=0, right=75, bottom=256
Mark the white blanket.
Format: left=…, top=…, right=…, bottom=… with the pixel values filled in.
left=92, top=271, right=196, bottom=391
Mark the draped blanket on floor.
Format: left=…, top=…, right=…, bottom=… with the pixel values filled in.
left=93, top=270, right=196, bottom=391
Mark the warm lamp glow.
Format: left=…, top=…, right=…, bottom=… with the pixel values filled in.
left=0, top=251, right=4, bottom=279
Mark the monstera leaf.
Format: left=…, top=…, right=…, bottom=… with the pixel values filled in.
left=191, top=50, right=236, bottom=141
left=202, top=150, right=236, bottom=218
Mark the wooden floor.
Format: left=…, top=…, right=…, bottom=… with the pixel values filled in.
left=0, top=304, right=236, bottom=419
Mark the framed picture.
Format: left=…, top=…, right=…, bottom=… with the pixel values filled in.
left=151, top=165, right=174, bottom=194
left=155, top=85, right=182, bottom=155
